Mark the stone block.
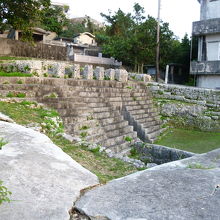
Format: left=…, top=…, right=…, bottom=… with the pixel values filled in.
left=65, top=64, right=80, bottom=79
left=105, top=69, right=115, bottom=80
left=94, top=66, right=104, bottom=80
left=82, top=65, right=93, bottom=80
left=15, top=60, right=44, bottom=76
left=128, top=73, right=151, bottom=82
left=115, top=69, right=128, bottom=82
left=73, top=64, right=81, bottom=79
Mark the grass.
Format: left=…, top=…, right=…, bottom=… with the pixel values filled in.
left=51, top=135, right=140, bottom=183
left=187, top=163, right=215, bottom=170
left=155, top=128, right=220, bottom=154
left=6, top=92, right=26, bottom=98
left=0, top=101, right=58, bottom=125
left=0, top=56, right=30, bottom=60
left=0, top=72, right=32, bottom=77
left=0, top=100, right=141, bottom=183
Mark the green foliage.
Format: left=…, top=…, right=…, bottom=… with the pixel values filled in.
left=124, top=136, right=133, bottom=142
left=0, top=0, right=50, bottom=41
left=0, top=138, right=7, bottom=150
left=0, top=72, right=32, bottom=77
left=6, top=92, right=26, bottom=98
left=16, top=80, right=23, bottom=84
left=0, top=56, right=31, bottom=60
left=0, top=181, right=12, bottom=205
left=40, top=5, right=68, bottom=35
left=80, top=125, right=90, bottom=130
left=97, top=4, right=190, bottom=76
left=45, top=93, right=58, bottom=98
left=187, top=163, right=215, bottom=170
left=80, top=132, right=88, bottom=138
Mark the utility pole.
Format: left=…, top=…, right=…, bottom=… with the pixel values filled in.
left=156, top=0, right=161, bottom=82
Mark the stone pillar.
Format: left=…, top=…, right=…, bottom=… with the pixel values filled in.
left=94, top=66, right=104, bottom=80
left=56, top=63, right=65, bottom=78
left=115, top=69, right=128, bottom=82
left=72, top=64, right=81, bottom=79
left=82, top=65, right=93, bottom=80
left=105, top=69, right=115, bottom=80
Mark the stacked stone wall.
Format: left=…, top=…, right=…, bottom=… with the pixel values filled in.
left=147, top=83, right=220, bottom=131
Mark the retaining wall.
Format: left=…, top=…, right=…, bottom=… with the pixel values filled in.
left=134, top=142, right=196, bottom=164
left=147, top=83, right=220, bottom=131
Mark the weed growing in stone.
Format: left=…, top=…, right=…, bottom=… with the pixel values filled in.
left=80, top=132, right=88, bottom=138
left=0, top=181, right=12, bottom=205
left=80, top=126, right=90, bottom=130
left=45, top=93, right=58, bottom=98
left=187, top=163, right=215, bottom=170
left=104, top=76, right=110, bottom=80
left=6, top=92, right=26, bottom=98
left=132, top=97, right=137, bottom=101
left=0, top=138, right=7, bottom=150
left=16, top=80, right=23, bottom=84
left=124, top=136, right=133, bottom=142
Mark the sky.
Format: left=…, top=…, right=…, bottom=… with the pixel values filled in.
left=53, top=0, right=201, bottom=39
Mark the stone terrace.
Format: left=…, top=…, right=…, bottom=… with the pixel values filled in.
left=0, top=78, right=164, bottom=155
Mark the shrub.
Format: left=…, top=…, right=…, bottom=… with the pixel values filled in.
left=0, top=181, right=12, bottom=205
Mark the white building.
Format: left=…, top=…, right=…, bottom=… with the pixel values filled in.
left=190, top=0, right=220, bottom=89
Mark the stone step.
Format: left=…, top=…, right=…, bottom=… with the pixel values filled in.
left=136, top=117, right=158, bottom=124
left=142, top=120, right=161, bottom=128
left=74, top=126, right=104, bottom=137
left=107, top=141, right=133, bottom=154
left=57, top=108, right=91, bottom=117
left=144, top=124, right=161, bottom=134
left=125, top=104, right=151, bottom=111
left=47, top=102, right=87, bottom=110
left=93, top=111, right=121, bottom=120
left=0, top=89, right=35, bottom=98
left=105, top=126, right=134, bottom=139
left=145, top=129, right=164, bottom=142
left=98, top=116, right=124, bottom=126
left=92, top=106, right=118, bottom=113
left=102, top=121, right=129, bottom=132
left=99, top=131, right=137, bottom=149
left=65, top=120, right=101, bottom=134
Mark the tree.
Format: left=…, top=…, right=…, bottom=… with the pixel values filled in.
left=40, top=5, right=69, bottom=35
left=97, top=4, right=176, bottom=73
left=0, top=0, right=50, bottom=40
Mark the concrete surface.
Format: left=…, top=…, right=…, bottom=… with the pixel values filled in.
left=76, top=148, right=220, bottom=220
left=0, top=121, right=99, bottom=220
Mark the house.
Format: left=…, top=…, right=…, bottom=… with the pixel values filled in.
left=190, top=0, right=220, bottom=89
left=7, top=27, right=52, bottom=43
left=73, top=32, right=97, bottom=46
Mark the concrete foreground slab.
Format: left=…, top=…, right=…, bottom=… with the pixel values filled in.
left=0, top=121, right=99, bottom=220
left=76, top=149, right=220, bottom=220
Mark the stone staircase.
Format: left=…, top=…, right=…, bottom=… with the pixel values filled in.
left=0, top=77, right=164, bottom=155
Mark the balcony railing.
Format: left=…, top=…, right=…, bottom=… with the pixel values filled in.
left=192, top=18, right=220, bottom=36
left=190, top=60, right=220, bottom=75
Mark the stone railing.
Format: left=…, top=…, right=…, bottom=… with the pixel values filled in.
left=1, top=59, right=151, bottom=83
left=72, top=54, right=122, bottom=67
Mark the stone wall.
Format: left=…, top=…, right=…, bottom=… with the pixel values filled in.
left=0, top=38, right=67, bottom=60
left=147, top=82, right=220, bottom=131
left=134, top=142, right=196, bottom=164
